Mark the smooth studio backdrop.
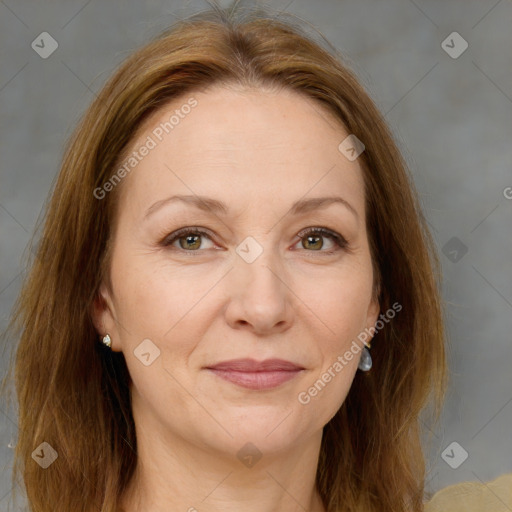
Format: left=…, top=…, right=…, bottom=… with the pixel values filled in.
left=1, top=0, right=511, bottom=508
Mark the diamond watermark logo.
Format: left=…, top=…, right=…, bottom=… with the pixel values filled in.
left=32, top=441, right=58, bottom=469
left=31, top=32, right=59, bottom=59
left=236, top=236, right=263, bottom=264
left=441, top=441, right=468, bottom=469
left=442, top=236, right=468, bottom=263
left=236, top=442, right=263, bottom=468
left=134, top=338, right=161, bottom=366
left=441, top=32, right=468, bottom=59
left=338, top=134, right=365, bottom=161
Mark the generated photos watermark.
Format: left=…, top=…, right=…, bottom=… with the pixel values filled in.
left=93, top=96, right=198, bottom=200
left=298, top=301, right=402, bottom=405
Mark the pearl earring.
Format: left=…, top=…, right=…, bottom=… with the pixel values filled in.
left=358, top=342, right=372, bottom=371
left=101, top=334, right=111, bottom=348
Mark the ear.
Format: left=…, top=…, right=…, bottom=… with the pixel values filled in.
left=91, top=281, right=120, bottom=351
left=365, top=287, right=381, bottom=343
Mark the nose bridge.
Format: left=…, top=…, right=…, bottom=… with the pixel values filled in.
left=226, top=233, right=293, bottom=331
left=234, top=233, right=284, bottom=294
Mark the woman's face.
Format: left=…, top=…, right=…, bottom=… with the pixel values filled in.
left=94, top=85, right=379, bottom=458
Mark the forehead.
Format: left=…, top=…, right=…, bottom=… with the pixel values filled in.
left=114, top=85, right=366, bottom=219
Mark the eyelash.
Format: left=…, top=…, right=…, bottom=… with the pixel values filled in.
left=161, top=226, right=348, bottom=256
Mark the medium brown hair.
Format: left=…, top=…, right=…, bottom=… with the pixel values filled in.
left=1, top=3, right=447, bottom=511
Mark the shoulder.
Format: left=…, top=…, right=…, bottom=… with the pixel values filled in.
left=424, top=473, right=512, bottom=512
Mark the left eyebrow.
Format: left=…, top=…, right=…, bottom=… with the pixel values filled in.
left=290, top=196, right=358, bottom=220
left=143, top=194, right=359, bottom=221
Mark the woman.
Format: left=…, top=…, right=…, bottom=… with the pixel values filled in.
left=4, top=3, right=499, bottom=511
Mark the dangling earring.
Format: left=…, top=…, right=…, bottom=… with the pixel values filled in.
left=101, top=334, right=111, bottom=348
left=358, top=341, right=372, bottom=371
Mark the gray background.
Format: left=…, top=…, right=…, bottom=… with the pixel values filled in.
left=1, top=0, right=511, bottom=509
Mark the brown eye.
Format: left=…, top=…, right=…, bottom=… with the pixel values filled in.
left=178, top=233, right=202, bottom=250
left=295, top=227, right=347, bottom=253
left=163, top=227, right=215, bottom=252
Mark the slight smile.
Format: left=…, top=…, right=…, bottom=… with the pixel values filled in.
left=205, top=358, right=305, bottom=390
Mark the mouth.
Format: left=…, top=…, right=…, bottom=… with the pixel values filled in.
left=204, top=358, right=305, bottom=390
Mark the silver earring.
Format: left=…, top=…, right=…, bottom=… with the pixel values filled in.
left=101, top=334, right=111, bottom=348
left=358, top=344, right=372, bottom=371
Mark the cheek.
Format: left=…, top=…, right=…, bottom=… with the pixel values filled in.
left=111, top=250, right=203, bottom=330
left=301, top=263, right=374, bottom=344
left=297, top=270, right=371, bottom=420
left=111, top=254, right=223, bottom=372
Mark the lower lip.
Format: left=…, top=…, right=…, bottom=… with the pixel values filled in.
left=206, top=369, right=303, bottom=390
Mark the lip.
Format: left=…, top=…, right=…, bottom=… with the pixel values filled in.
left=207, top=358, right=304, bottom=372
left=205, top=358, right=305, bottom=390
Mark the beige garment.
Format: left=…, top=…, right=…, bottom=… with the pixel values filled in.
left=424, top=473, right=512, bottom=512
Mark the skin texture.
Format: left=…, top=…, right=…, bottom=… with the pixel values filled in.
left=92, top=85, right=380, bottom=512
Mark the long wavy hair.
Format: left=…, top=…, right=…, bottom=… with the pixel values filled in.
left=1, top=3, right=447, bottom=511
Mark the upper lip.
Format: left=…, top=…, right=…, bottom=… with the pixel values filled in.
left=205, top=358, right=305, bottom=372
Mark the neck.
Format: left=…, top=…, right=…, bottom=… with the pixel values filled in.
left=118, top=419, right=327, bottom=512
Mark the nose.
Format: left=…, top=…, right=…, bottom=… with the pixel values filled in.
left=224, top=249, right=294, bottom=336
